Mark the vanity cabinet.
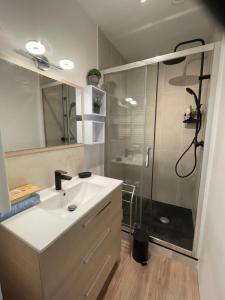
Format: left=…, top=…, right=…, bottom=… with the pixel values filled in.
left=0, top=186, right=122, bottom=300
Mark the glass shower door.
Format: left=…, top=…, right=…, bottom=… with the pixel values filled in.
left=142, top=53, right=211, bottom=253
left=104, top=51, right=211, bottom=254
left=104, top=65, right=158, bottom=230
left=140, top=64, right=158, bottom=233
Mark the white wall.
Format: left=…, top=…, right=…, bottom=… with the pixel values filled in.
left=198, top=35, right=225, bottom=300
left=0, top=0, right=98, bottom=87
left=0, top=60, right=45, bottom=152
left=98, top=28, right=126, bottom=70
left=84, top=28, right=127, bottom=176
left=0, top=0, right=99, bottom=189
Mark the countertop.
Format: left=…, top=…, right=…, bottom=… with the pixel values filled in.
left=1, top=175, right=122, bottom=253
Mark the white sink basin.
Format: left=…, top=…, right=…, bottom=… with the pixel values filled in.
left=112, top=154, right=143, bottom=166
left=39, top=182, right=104, bottom=216
left=2, top=175, right=122, bottom=252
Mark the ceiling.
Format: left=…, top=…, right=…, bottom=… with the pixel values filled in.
left=78, top=0, right=215, bottom=63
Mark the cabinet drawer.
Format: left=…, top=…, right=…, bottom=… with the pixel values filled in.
left=51, top=214, right=121, bottom=300
left=82, top=229, right=120, bottom=300
left=40, top=187, right=122, bottom=299
left=79, top=219, right=121, bottom=299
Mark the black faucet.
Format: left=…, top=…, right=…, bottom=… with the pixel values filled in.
left=55, top=170, right=72, bottom=190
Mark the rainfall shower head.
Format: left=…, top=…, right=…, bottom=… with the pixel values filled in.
left=163, top=38, right=205, bottom=66
left=163, top=56, right=186, bottom=65
left=169, top=75, right=199, bottom=86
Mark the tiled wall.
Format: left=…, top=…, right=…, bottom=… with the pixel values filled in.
left=6, top=146, right=85, bottom=190
left=152, top=54, right=211, bottom=213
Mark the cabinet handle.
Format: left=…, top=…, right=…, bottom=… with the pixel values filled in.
left=83, top=228, right=111, bottom=264
left=145, top=147, right=151, bottom=168
left=83, top=201, right=111, bottom=228
left=85, top=255, right=111, bottom=298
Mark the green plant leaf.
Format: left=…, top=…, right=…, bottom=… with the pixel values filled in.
left=87, top=68, right=101, bottom=78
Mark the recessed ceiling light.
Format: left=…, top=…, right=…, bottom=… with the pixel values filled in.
left=25, top=40, right=46, bottom=55
left=125, top=97, right=133, bottom=102
left=140, top=0, right=147, bottom=3
left=59, top=59, right=74, bottom=70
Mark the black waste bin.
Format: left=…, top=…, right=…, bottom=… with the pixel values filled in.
left=133, top=227, right=149, bottom=265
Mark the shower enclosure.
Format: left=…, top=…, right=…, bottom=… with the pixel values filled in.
left=104, top=44, right=213, bottom=256
left=41, top=81, right=77, bottom=147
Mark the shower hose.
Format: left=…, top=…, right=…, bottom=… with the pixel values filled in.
left=175, top=101, right=202, bottom=178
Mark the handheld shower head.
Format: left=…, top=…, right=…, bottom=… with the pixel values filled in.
left=186, top=88, right=200, bottom=108
left=186, top=87, right=195, bottom=95
left=69, top=102, right=76, bottom=118
left=186, top=88, right=199, bottom=108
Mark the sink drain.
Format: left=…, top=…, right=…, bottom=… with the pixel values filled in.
left=160, top=217, right=170, bottom=224
left=67, top=204, right=77, bottom=212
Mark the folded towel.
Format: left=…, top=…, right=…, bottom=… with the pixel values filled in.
left=0, top=194, right=40, bottom=222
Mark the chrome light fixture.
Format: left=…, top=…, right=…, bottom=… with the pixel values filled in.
left=16, top=40, right=75, bottom=72
left=33, top=56, right=50, bottom=71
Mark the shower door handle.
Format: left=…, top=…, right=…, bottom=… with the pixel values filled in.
left=145, top=147, right=151, bottom=168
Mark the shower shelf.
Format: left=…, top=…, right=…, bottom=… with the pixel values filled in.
left=183, top=117, right=197, bottom=124
left=76, top=85, right=106, bottom=116
left=77, top=120, right=105, bottom=144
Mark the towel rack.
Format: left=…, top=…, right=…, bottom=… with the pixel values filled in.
left=122, top=183, right=136, bottom=255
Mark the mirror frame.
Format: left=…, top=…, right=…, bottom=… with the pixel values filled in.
left=0, top=52, right=84, bottom=158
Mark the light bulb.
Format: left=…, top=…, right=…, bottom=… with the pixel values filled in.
left=59, top=59, right=74, bottom=70
left=125, top=97, right=133, bottom=102
left=130, top=100, right=137, bottom=106
left=25, top=41, right=46, bottom=55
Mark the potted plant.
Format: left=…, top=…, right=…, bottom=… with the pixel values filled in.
left=93, top=96, right=102, bottom=114
left=87, top=68, right=101, bottom=86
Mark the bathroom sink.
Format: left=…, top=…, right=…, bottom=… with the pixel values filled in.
left=39, top=182, right=104, bottom=216
left=112, top=154, right=143, bottom=166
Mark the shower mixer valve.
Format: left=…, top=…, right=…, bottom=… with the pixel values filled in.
left=195, top=140, right=204, bottom=148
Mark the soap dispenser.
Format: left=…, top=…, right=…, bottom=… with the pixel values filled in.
left=184, top=105, right=193, bottom=121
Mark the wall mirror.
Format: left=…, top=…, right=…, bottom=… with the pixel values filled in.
left=0, top=58, right=82, bottom=155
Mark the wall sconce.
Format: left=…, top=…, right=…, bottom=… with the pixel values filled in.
left=15, top=40, right=75, bottom=72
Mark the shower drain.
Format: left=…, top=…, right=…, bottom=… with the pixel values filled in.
left=160, top=217, right=170, bottom=224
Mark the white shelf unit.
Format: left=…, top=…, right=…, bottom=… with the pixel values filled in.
left=77, top=120, right=105, bottom=144
left=76, top=85, right=106, bottom=116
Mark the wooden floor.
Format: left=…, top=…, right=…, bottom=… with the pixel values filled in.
left=102, top=240, right=200, bottom=300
